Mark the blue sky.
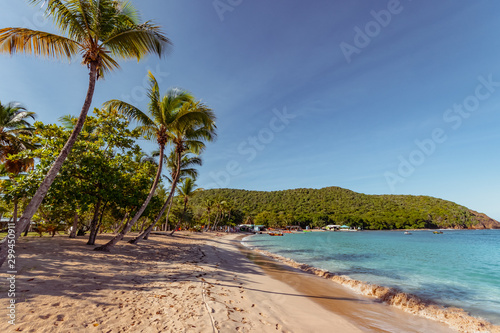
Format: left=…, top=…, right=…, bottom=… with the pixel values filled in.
left=1, top=0, right=500, bottom=220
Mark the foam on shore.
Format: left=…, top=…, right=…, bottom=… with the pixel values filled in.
left=242, top=239, right=500, bottom=333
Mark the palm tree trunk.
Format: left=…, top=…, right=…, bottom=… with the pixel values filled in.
left=168, top=151, right=184, bottom=236
left=161, top=198, right=175, bottom=232
left=115, top=212, right=129, bottom=233
left=94, top=145, right=165, bottom=252
left=0, top=62, right=98, bottom=267
left=171, top=197, right=188, bottom=235
left=96, top=201, right=108, bottom=235
left=205, top=209, right=211, bottom=232
left=87, top=198, right=102, bottom=245
left=138, top=217, right=147, bottom=233
left=13, top=198, right=18, bottom=232
left=23, top=223, right=30, bottom=237
left=132, top=148, right=182, bottom=243
left=129, top=172, right=179, bottom=244
left=69, top=211, right=79, bottom=238
left=212, top=211, right=220, bottom=231
left=143, top=193, right=174, bottom=240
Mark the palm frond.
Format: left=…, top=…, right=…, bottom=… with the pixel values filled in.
left=136, top=125, right=157, bottom=141
left=172, top=101, right=217, bottom=135
left=99, top=51, right=121, bottom=75
left=182, top=139, right=206, bottom=155
left=39, top=0, right=88, bottom=40
left=146, top=71, right=161, bottom=119
left=0, top=28, right=79, bottom=60
left=103, top=22, right=171, bottom=60
left=9, top=111, right=36, bottom=125
left=103, top=99, right=155, bottom=128
left=58, top=114, right=77, bottom=129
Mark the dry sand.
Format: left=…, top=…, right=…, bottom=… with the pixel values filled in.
left=0, top=232, right=460, bottom=332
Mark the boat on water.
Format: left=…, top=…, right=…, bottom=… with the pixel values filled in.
left=433, top=231, right=443, bottom=234
left=269, top=232, right=284, bottom=236
left=404, top=231, right=412, bottom=235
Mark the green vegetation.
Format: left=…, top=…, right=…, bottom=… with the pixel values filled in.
left=189, top=187, right=490, bottom=230
left=0, top=0, right=171, bottom=264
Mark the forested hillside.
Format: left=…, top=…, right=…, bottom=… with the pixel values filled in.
left=190, top=187, right=500, bottom=230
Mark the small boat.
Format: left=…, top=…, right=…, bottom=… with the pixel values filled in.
left=404, top=231, right=412, bottom=235
left=433, top=231, right=443, bottom=234
left=269, top=232, right=284, bottom=236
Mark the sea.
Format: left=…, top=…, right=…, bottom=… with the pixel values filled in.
left=243, top=229, right=500, bottom=326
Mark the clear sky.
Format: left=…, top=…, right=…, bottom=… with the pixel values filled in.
left=1, top=1, right=500, bottom=220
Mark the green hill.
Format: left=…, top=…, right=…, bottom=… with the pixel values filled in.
left=190, top=187, right=500, bottom=230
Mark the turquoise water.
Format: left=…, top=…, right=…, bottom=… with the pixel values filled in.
left=244, top=230, right=500, bottom=325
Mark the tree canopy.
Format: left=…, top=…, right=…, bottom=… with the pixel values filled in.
left=189, top=187, right=494, bottom=230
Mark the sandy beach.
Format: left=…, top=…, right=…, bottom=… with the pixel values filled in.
left=0, top=232, right=464, bottom=332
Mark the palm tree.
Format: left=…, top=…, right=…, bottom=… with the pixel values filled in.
left=149, top=148, right=201, bottom=234
left=95, top=75, right=215, bottom=251
left=0, top=101, right=36, bottom=233
left=123, top=103, right=216, bottom=246
left=0, top=101, right=36, bottom=164
left=142, top=149, right=202, bottom=238
left=170, top=177, right=202, bottom=235
left=211, top=198, right=231, bottom=231
left=203, top=198, right=215, bottom=231
left=162, top=148, right=201, bottom=184
left=0, top=0, right=170, bottom=265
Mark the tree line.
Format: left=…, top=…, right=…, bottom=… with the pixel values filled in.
left=0, top=0, right=217, bottom=266
left=189, top=187, right=490, bottom=230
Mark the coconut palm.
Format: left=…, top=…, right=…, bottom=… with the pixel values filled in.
left=140, top=149, right=202, bottom=238
left=203, top=198, right=215, bottom=231
left=170, top=177, right=202, bottom=235
left=0, top=0, right=170, bottom=265
left=0, top=101, right=36, bottom=165
left=0, top=101, right=36, bottom=232
left=120, top=102, right=216, bottom=246
left=162, top=148, right=201, bottom=184
left=95, top=75, right=215, bottom=251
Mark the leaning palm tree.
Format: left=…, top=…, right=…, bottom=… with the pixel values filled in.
left=170, top=177, right=202, bottom=235
left=0, top=0, right=170, bottom=265
left=140, top=149, right=202, bottom=238
left=107, top=100, right=216, bottom=248
left=94, top=76, right=215, bottom=251
left=162, top=148, right=201, bottom=184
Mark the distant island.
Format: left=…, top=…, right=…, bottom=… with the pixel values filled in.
left=191, top=187, right=500, bottom=230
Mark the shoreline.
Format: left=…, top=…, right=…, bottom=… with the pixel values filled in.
left=241, top=233, right=500, bottom=333
left=0, top=232, right=489, bottom=332
left=0, top=232, right=362, bottom=332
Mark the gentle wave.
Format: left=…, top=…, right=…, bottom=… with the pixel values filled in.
left=242, top=240, right=500, bottom=333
